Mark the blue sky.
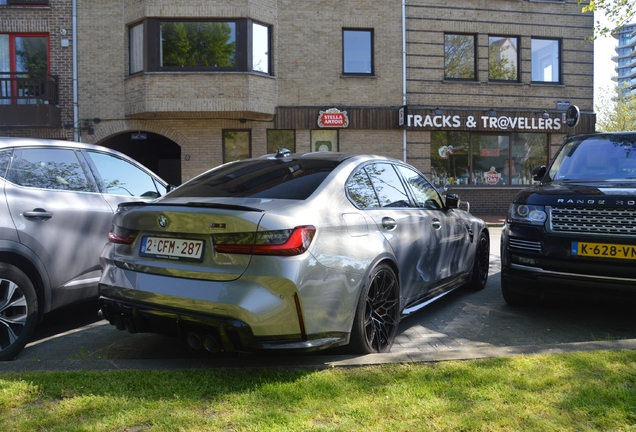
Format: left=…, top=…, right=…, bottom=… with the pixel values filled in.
left=593, top=12, right=616, bottom=106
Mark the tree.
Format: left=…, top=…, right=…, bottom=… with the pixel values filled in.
left=594, top=84, right=636, bottom=131
left=579, top=0, right=636, bottom=38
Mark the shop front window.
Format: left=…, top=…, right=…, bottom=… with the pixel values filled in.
left=431, top=132, right=547, bottom=186
left=311, top=129, right=338, bottom=152
left=267, top=130, right=295, bottom=154
left=223, top=130, right=251, bottom=163
left=430, top=131, right=470, bottom=185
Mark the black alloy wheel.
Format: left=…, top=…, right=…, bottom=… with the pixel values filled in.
left=350, top=263, right=400, bottom=354
left=467, top=230, right=490, bottom=291
left=0, top=264, right=38, bottom=361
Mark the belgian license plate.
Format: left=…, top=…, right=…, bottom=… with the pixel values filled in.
left=571, top=241, right=636, bottom=260
left=140, top=236, right=204, bottom=261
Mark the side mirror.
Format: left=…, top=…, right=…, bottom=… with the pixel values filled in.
left=445, top=193, right=460, bottom=209
left=533, top=166, right=547, bottom=182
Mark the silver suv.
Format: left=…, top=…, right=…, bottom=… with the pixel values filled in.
left=0, top=137, right=170, bottom=360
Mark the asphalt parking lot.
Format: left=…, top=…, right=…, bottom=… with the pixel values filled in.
left=3, top=226, right=636, bottom=372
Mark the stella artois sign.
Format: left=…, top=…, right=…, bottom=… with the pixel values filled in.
left=318, top=108, right=349, bottom=128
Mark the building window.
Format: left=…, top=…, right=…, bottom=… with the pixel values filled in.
left=311, top=130, right=338, bottom=152
left=223, top=130, right=251, bottom=163
left=267, top=130, right=295, bottom=154
left=488, top=36, right=518, bottom=82
left=133, top=19, right=272, bottom=75
left=0, top=33, right=48, bottom=105
left=160, top=21, right=236, bottom=69
left=252, top=22, right=270, bottom=74
left=444, top=34, right=475, bottom=80
left=343, top=29, right=373, bottom=75
left=430, top=132, right=547, bottom=186
left=129, top=23, right=144, bottom=74
left=531, top=38, right=560, bottom=83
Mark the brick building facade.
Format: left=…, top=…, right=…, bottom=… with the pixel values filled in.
left=3, top=1, right=596, bottom=216
left=0, top=0, right=74, bottom=139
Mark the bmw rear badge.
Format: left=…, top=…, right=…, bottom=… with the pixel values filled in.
left=158, top=215, right=168, bottom=228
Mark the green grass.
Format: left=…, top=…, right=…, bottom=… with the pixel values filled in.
left=2, top=350, right=636, bottom=431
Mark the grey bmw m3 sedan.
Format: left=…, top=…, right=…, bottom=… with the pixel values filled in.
left=99, top=150, right=489, bottom=354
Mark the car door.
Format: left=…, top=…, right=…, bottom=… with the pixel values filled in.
left=349, top=162, right=448, bottom=304
left=4, top=147, right=115, bottom=311
left=394, top=165, right=471, bottom=280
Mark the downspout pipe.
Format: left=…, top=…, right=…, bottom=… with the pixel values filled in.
left=72, top=0, right=79, bottom=142
left=402, top=0, right=407, bottom=162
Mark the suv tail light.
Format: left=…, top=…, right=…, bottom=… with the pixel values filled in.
left=213, top=226, right=316, bottom=256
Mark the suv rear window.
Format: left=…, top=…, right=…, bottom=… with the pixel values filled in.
left=167, top=158, right=342, bottom=200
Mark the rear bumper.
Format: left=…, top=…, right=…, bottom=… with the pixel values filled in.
left=100, top=294, right=349, bottom=353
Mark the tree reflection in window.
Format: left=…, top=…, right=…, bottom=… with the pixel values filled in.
left=444, top=34, right=475, bottom=80
left=347, top=167, right=380, bottom=209
left=160, top=22, right=236, bottom=68
left=8, top=149, right=93, bottom=192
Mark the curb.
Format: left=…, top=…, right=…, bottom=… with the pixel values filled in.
left=2, top=339, right=636, bottom=373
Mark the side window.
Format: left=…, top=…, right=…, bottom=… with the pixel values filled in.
left=365, top=163, right=411, bottom=208
left=346, top=166, right=380, bottom=209
left=396, top=165, right=443, bottom=210
left=6, top=148, right=95, bottom=192
left=87, top=151, right=162, bottom=198
left=0, top=149, right=12, bottom=179
left=252, top=22, right=270, bottom=73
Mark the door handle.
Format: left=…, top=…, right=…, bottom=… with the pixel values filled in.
left=431, top=218, right=442, bottom=230
left=23, top=208, right=53, bottom=220
left=382, top=217, right=397, bottom=230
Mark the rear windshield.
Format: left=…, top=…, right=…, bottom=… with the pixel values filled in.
left=167, top=158, right=342, bottom=200
left=549, top=134, right=636, bottom=181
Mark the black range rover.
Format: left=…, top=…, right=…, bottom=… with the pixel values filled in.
left=501, top=132, right=636, bottom=305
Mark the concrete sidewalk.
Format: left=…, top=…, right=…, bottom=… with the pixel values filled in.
left=2, top=338, right=636, bottom=373
left=4, top=223, right=636, bottom=373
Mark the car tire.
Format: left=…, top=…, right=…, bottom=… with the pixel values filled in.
left=501, top=276, right=540, bottom=306
left=466, top=230, right=489, bottom=291
left=348, top=263, right=400, bottom=354
left=0, top=264, right=38, bottom=361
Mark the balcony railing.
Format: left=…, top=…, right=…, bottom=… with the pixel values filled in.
left=0, top=72, right=59, bottom=106
left=6, top=1, right=50, bottom=5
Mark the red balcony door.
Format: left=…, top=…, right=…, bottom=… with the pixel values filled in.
left=0, top=33, right=48, bottom=104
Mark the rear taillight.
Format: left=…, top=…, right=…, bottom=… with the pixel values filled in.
left=108, top=226, right=137, bottom=245
left=213, top=225, right=316, bottom=256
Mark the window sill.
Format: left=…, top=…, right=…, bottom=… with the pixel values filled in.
left=442, top=79, right=479, bottom=84
left=126, top=71, right=276, bottom=80
left=341, top=74, right=377, bottom=79
left=530, top=82, right=565, bottom=87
